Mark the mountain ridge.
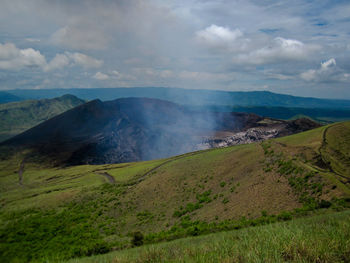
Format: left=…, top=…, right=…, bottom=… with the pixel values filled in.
left=3, top=87, right=350, bottom=108
left=0, top=94, right=85, bottom=142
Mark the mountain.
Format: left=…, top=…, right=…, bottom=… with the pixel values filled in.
left=0, top=94, right=85, bottom=142
left=0, top=121, right=349, bottom=262
left=1, top=97, right=320, bottom=165
left=0, top=91, right=22, bottom=104
left=4, top=87, right=350, bottom=109
left=191, top=105, right=350, bottom=123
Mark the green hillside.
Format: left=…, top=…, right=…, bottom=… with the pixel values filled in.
left=68, top=210, right=350, bottom=263
left=0, top=122, right=349, bottom=262
left=0, top=94, right=85, bottom=142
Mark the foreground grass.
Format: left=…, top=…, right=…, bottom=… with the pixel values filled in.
left=67, top=210, right=350, bottom=263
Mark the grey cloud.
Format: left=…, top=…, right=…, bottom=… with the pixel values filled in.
left=300, top=58, right=350, bottom=83
left=234, top=37, right=320, bottom=65
left=51, top=26, right=109, bottom=51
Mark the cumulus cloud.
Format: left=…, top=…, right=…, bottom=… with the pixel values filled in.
left=67, top=52, right=103, bottom=69
left=44, top=53, right=70, bottom=71
left=0, top=43, right=46, bottom=70
left=92, top=70, right=135, bottom=81
left=195, top=25, right=248, bottom=51
left=236, top=37, right=319, bottom=65
left=196, top=25, right=243, bottom=45
left=0, top=42, right=102, bottom=72
left=93, top=72, right=109, bottom=80
left=300, top=58, right=349, bottom=82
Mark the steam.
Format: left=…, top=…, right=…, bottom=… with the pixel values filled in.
left=126, top=91, right=229, bottom=161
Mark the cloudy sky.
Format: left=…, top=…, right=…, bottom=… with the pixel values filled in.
left=0, top=0, right=349, bottom=99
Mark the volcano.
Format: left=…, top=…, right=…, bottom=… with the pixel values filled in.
left=1, top=97, right=320, bottom=165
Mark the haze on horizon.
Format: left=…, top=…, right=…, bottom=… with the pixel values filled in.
left=0, top=0, right=349, bottom=99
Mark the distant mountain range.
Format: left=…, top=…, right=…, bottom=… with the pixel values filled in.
left=0, top=94, right=85, bottom=142
left=0, top=91, right=22, bottom=104
left=2, top=87, right=350, bottom=109
left=1, top=97, right=320, bottom=165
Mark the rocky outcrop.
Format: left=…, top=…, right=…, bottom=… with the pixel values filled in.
left=199, top=127, right=279, bottom=149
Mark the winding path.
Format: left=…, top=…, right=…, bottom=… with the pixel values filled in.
left=319, top=124, right=350, bottom=181
left=96, top=171, right=116, bottom=184
left=18, top=159, right=25, bottom=186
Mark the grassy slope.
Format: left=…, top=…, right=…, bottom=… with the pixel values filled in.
left=0, top=94, right=85, bottom=142
left=68, top=210, right=350, bottom=263
left=0, top=122, right=349, bottom=262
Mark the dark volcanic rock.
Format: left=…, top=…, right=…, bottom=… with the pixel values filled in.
left=1, top=98, right=320, bottom=165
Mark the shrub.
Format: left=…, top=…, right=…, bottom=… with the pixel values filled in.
left=132, top=231, right=144, bottom=247
left=196, top=190, right=212, bottom=203
left=319, top=199, right=332, bottom=208
left=277, top=211, right=292, bottom=221
left=222, top=198, right=229, bottom=204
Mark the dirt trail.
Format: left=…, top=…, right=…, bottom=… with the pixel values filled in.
left=319, top=124, right=350, bottom=181
left=96, top=171, right=116, bottom=184
left=18, top=159, right=25, bottom=186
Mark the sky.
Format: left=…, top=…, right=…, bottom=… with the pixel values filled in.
left=0, top=0, right=349, bottom=99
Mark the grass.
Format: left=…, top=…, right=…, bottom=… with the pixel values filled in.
left=0, top=94, right=84, bottom=142
left=0, top=122, right=350, bottom=262
left=66, top=210, right=350, bottom=263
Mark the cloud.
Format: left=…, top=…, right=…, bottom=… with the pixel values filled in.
left=264, top=72, right=295, bottom=80
left=44, top=53, right=70, bottom=71
left=93, top=72, right=109, bottom=80
left=1, top=0, right=350, bottom=98
left=236, top=37, right=319, bottom=65
left=196, top=25, right=243, bottom=45
left=67, top=52, right=103, bottom=68
left=178, top=70, right=235, bottom=82
left=25, top=38, right=41, bottom=43
left=0, top=43, right=46, bottom=70
left=195, top=24, right=249, bottom=52
left=300, top=58, right=349, bottom=82
left=51, top=26, right=109, bottom=50
left=92, top=70, right=135, bottom=81
left=0, top=42, right=102, bottom=72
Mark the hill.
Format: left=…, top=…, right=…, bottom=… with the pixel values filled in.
left=0, top=94, right=85, bottom=142
left=192, top=105, right=350, bottom=124
left=3, top=87, right=350, bottom=109
left=68, top=210, right=350, bottom=263
left=1, top=97, right=320, bottom=165
left=0, top=121, right=349, bottom=262
left=0, top=91, right=22, bottom=104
